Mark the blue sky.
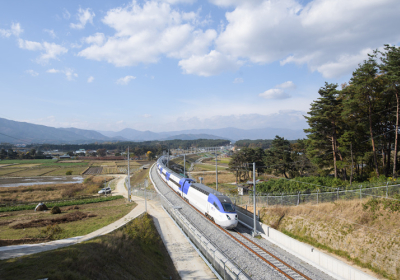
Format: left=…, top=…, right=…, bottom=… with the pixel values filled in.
left=1, top=0, right=399, bottom=132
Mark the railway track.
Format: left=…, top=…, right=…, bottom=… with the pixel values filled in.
left=154, top=166, right=316, bottom=279
left=230, top=228, right=311, bottom=280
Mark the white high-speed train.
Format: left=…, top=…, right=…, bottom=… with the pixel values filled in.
left=157, top=156, right=238, bottom=229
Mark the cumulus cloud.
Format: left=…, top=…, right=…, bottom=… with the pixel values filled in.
left=87, top=76, right=94, bottom=83
left=26, top=69, right=39, bottom=77
left=259, top=89, right=291, bottom=100
left=215, top=0, right=400, bottom=78
left=46, top=68, right=77, bottom=80
left=46, top=68, right=60, bottom=73
left=276, top=81, right=296, bottom=89
left=83, top=33, right=105, bottom=45
left=44, top=29, right=56, bottom=38
left=117, top=75, right=136, bottom=85
left=0, top=22, right=23, bottom=38
left=18, top=39, right=68, bottom=64
left=178, top=50, right=242, bottom=76
left=78, top=1, right=216, bottom=68
left=70, top=8, right=95, bottom=29
left=233, top=77, right=243, bottom=83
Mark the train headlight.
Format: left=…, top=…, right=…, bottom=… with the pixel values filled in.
left=235, top=215, right=238, bottom=220
left=226, top=215, right=231, bottom=220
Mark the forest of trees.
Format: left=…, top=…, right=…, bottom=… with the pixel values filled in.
left=230, top=45, right=400, bottom=189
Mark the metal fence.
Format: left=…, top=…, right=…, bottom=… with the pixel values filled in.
left=230, top=183, right=400, bottom=208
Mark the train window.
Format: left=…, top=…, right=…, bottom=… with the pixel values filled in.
left=213, top=202, right=220, bottom=211
left=222, top=203, right=235, bottom=213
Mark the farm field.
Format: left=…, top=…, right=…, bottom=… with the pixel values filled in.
left=0, top=159, right=145, bottom=177
left=0, top=197, right=136, bottom=242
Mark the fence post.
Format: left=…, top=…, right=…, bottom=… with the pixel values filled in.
left=337, top=188, right=339, bottom=201
left=281, top=193, right=283, bottom=205
left=317, top=189, right=319, bottom=205
left=360, top=185, right=362, bottom=202
left=297, top=191, right=300, bottom=206
left=267, top=193, right=269, bottom=207
left=386, top=182, right=388, bottom=198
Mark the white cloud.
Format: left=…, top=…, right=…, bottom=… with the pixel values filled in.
left=18, top=39, right=68, bottom=63
left=47, top=68, right=60, bottom=73
left=64, top=68, right=78, bottom=80
left=0, top=22, right=23, bottom=38
left=70, top=8, right=95, bottom=29
left=46, top=68, right=77, bottom=80
left=233, top=77, right=243, bottom=83
left=63, top=9, right=71, bottom=20
left=276, top=81, right=296, bottom=89
left=259, top=89, right=291, bottom=100
left=78, top=1, right=216, bottom=68
left=143, top=114, right=152, bottom=118
left=214, top=0, right=400, bottom=78
left=83, top=33, right=105, bottom=45
left=26, top=70, right=39, bottom=77
left=87, top=76, right=94, bottom=83
left=44, top=29, right=56, bottom=38
left=117, top=75, right=136, bottom=85
left=178, top=50, right=242, bottom=76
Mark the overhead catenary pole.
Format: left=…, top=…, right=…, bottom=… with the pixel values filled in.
left=253, top=162, right=257, bottom=237
left=183, top=153, right=186, bottom=177
left=216, top=153, right=218, bottom=191
left=127, top=146, right=131, bottom=202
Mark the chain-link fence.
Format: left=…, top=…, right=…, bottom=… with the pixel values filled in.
left=230, top=184, right=400, bottom=208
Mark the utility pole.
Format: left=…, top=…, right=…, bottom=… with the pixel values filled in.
left=183, top=153, right=186, bottom=177
left=127, top=147, right=131, bottom=202
left=253, top=162, right=257, bottom=237
left=145, top=179, right=148, bottom=212
left=215, top=153, right=218, bottom=191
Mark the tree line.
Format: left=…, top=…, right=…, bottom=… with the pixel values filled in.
left=230, top=45, right=400, bottom=189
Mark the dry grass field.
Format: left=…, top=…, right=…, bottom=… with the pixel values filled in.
left=0, top=214, right=180, bottom=280
left=251, top=199, right=400, bottom=279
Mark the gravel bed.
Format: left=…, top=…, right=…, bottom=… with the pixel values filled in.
left=151, top=166, right=333, bottom=280
left=235, top=223, right=336, bottom=280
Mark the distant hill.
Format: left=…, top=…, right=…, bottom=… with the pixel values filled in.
left=0, top=117, right=306, bottom=144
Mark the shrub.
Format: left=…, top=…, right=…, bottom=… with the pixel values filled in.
left=40, top=224, right=63, bottom=239
left=51, top=206, right=61, bottom=214
left=66, top=170, right=73, bottom=175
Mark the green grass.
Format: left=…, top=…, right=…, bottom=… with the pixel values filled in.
left=0, top=214, right=180, bottom=280
left=0, top=196, right=124, bottom=212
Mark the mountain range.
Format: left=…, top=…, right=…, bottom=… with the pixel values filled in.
left=0, top=117, right=306, bottom=144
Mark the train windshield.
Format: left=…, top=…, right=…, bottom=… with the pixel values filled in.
left=222, top=203, right=235, bottom=213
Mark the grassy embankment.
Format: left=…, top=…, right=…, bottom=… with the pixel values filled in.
left=253, top=198, right=400, bottom=280
left=0, top=176, right=136, bottom=244
left=0, top=213, right=180, bottom=280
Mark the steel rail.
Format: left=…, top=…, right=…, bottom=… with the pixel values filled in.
left=155, top=166, right=312, bottom=280
left=231, top=228, right=312, bottom=280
